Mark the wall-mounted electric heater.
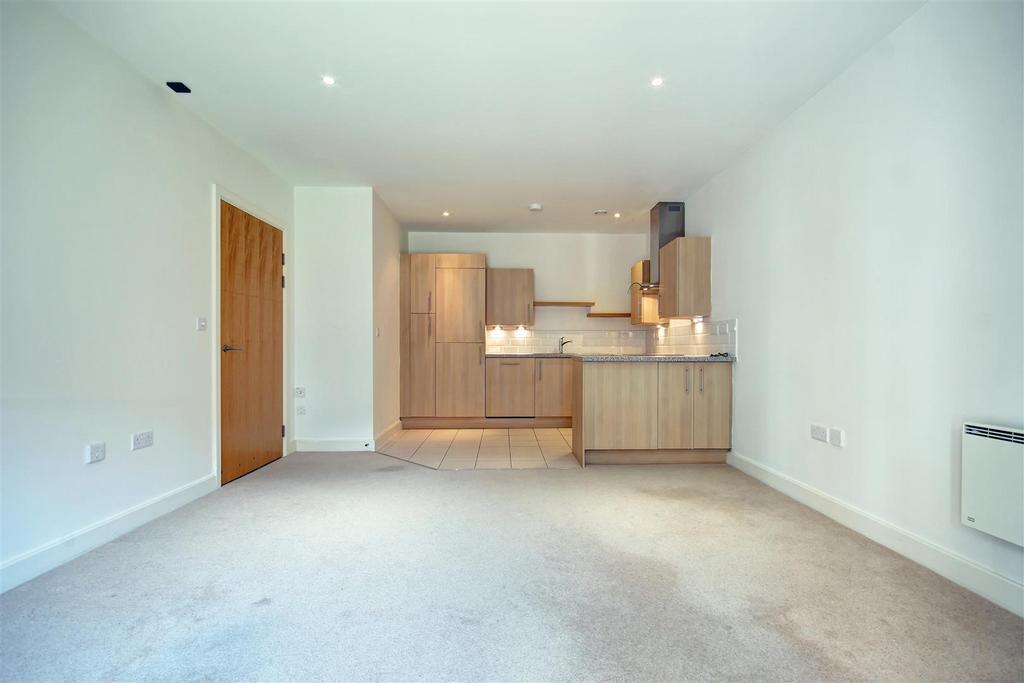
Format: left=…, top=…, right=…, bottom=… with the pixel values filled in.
left=961, top=423, right=1023, bottom=547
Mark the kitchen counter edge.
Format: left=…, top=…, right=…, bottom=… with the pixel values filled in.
left=484, top=353, right=735, bottom=362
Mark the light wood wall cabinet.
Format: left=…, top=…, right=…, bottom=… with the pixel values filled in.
left=410, top=254, right=435, bottom=314
left=630, top=260, right=666, bottom=326
left=658, top=237, right=711, bottom=318
left=486, top=269, right=534, bottom=325
left=436, top=267, right=486, bottom=342
left=485, top=358, right=535, bottom=417
left=407, top=314, right=435, bottom=416
left=535, top=358, right=572, bottom=416
left=401, top=253, right=486, bottom=419
left=583, top=362, right=659, bottom=449
left=436, top=343, right=485, bottom=416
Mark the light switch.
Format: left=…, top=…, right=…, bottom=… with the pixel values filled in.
left=196, top=317, right=208, bottom=332
left=828, top=428, right=845, bottom=447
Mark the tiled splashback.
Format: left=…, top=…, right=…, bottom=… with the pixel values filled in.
left=647, top=318, right=737, bottom=356
left=486, top=328, right=647, bottom=355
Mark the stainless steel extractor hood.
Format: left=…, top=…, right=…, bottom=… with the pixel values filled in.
left=647, top=201, right=685, bottom=286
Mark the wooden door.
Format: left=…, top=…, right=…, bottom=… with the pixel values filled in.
left=220, top=201, right=283, bottom=484
left=408, top=314, right=435, bottom=416
left=535, top=358, right=573, bottom=416
left=692, top=363, right=732, bottom=449
left=657, top=363, right=694, bottom=448
left=485, top=358, right=535, bottom=417
left=583, top=362, right=658, bottom=449
left=435, top=268, right=485, bottom=342
left=410, top=254, right=435, bottom=313
left=486, top=268, right=534, bottom=325
left=435, top=343, right=485, bottom=416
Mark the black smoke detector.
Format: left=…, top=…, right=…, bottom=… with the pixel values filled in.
left=166, top=82, right=191, bottom=94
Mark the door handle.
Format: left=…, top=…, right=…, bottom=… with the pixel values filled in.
left=479, top=346, right=483, bottom=365
left=685, top=367, right=690, bottom=393
left=700, top=367, right=704, bottom=393
left=500, top=362, right=520, bottom=366
left=539, top=361, right=543, bottom=381
left=222, top=344, right=243, bottom=353
left=427, top=316, right=432, bottom=339
left=427, top=291, right=432, bottom=312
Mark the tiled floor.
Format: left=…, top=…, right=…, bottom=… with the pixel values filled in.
left=376, top=428, right=579, bottom=470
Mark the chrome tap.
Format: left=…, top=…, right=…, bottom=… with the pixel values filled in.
left=559, top=336, right=574, bottom=353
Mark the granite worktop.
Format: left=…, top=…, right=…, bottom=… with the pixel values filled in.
left=484, top=353, right=734, bottom=362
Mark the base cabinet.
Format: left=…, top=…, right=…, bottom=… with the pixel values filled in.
left=657, top=362, right=731, bottom=449
left=436, top=343, right=485, bottom=417
left=692, top=363, right=732, bottom=448
left=535, top=358, right=573, bottom=417
left=485, top=358, right=535, bottom=417
left=583, top=362, right=659, bottom=449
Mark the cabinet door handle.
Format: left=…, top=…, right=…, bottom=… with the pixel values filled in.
left=427, top=316, right=432, bottom=339
left=479, top=346, right=483, bottom=365
left=685, top=367, right=690, bottom=393
left=527, top=303, right=532, bottom=320
left=539, top=361, right=543, bottom=381
left=700, top=367, right=704, bottom=393
left=427, top=291, right=432, bottom=312
left=480, top=320, right=484, bottom=339
left=500, top=362, right=520, bottom=366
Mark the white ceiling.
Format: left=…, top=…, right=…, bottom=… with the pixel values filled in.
left=56, top=1, right=922, bottom=233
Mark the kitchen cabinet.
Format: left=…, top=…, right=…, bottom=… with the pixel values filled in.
left=407, top=314, right=435, bottom=416
left=657, top=363, right=694, bottom=448
left=692, top=362, right=732, bottom=448
left=535, top=358, right=572, bottom=416
left=583, top=362, right=658, bottom=449
left=410, top=254, right=435, bottom=314
left=486, top=268, right=534, bottom=326
left=436, top=267, right=486, bottom=342
left=485, top=358, right=535, bottom=417
left=630, top=260, right=666, bottom=326
left=435, top=253, right=486, bottom=268
left=436, top=343, right=485, bottom=416
left=658, top=237, right=711, bottom=318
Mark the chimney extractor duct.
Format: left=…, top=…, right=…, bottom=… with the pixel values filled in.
left=648, top=202, right=685, bottom=284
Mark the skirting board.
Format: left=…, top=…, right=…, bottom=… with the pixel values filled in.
left=586, top=449, right=728, bottom=465
left=375, top=420, right=403, bottom=446
left=294, top=439, right=375, bottom=452
left=1, top=473, right=219, bottom=593
left=728, top=451, right=1024, bottom=618
left=401, top=416, right=571, bottom=429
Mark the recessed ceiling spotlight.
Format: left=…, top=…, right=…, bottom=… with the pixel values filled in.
left=613, top=212, right=621, bottom=218
left=528, top=203, right=543, bottom=212
left=650, top=75, right=664, bottom=88
left=594, top=209, right=608, bottom=216
left=321, top=74, right=336, bottom=86
left=442, top=211, right=450, bottom=217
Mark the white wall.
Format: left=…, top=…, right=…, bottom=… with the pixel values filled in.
left=293, top=187, right=375, bottom=450
left=372, top=192, right=406, bottom=439
left=407, top=232, right=647, bottom=330
left=1, top=1, right=294, bottom=590
left=686, top=1, right=1023, bottom=613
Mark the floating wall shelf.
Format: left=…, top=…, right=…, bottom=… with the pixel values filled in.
left=533, top=301, right=596, bottom=308
left=586, top=312, right=631, bottom=318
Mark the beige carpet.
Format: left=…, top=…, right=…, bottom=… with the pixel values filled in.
left=1, top=452, right=1021, bottom=681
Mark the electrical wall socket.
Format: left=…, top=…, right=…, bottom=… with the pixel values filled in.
left=296, top=406, right=307, bottom=415
left=85, top=442, right=106, bottom=464
left=810, top=424, right=828, bottom=443
left=294, top=387, right=306, bottom=398
left=828, top=427, right=845, bottom=447
left=131, top=430, right=154, bottom=451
